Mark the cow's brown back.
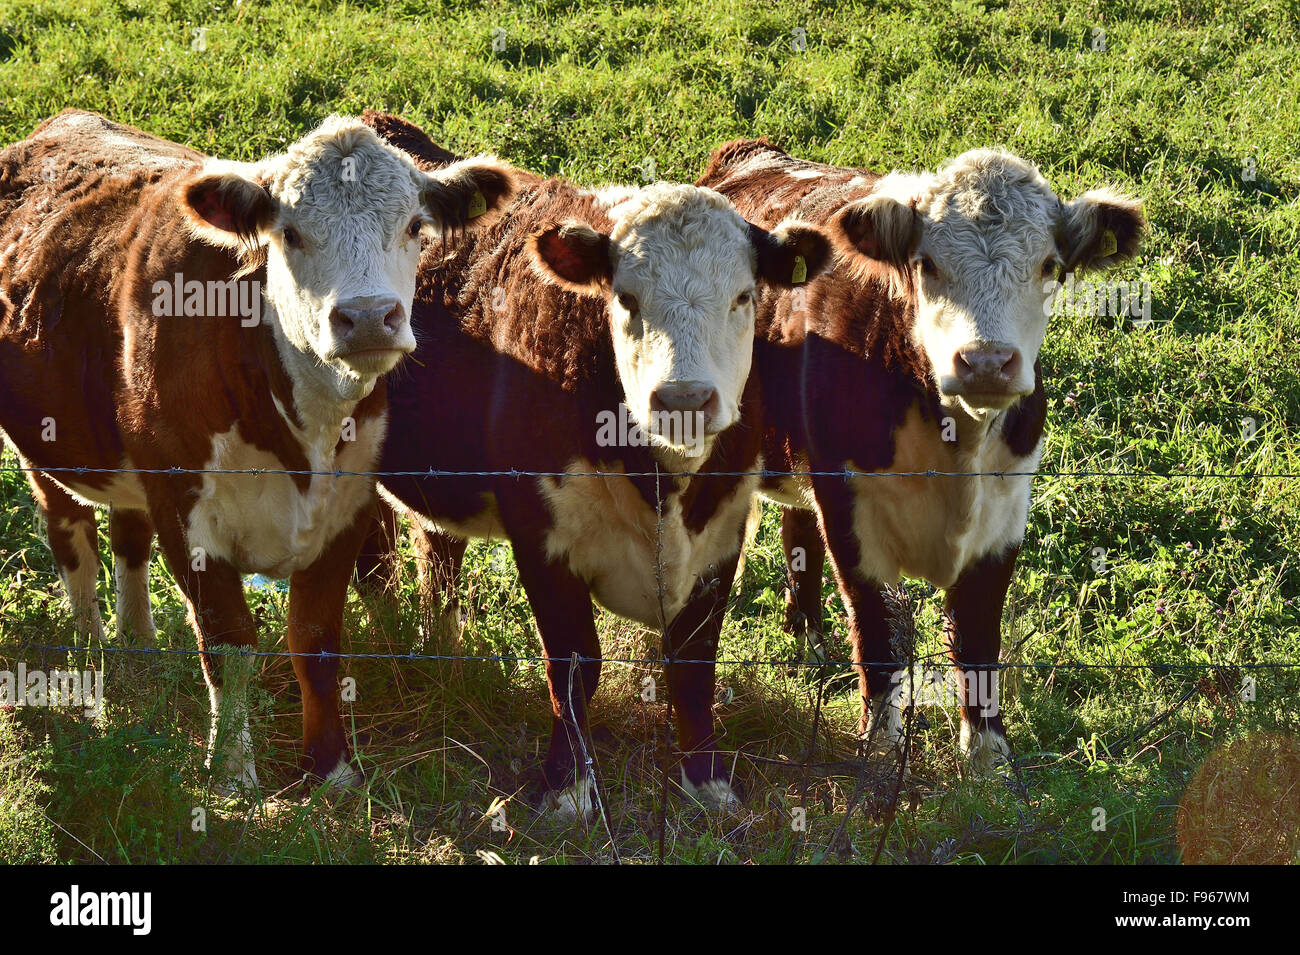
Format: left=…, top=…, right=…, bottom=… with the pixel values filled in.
left=0, top=112, right=208, bottom=487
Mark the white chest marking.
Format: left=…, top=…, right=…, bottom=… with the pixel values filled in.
left=848, top=405, right=1040, bottom=588
left=539, top=460, right=757, bottom=626
left=185, top=406, right=385, bottom=577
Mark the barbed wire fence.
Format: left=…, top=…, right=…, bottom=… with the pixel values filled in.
left=0, top=460, right=1297, bottom=863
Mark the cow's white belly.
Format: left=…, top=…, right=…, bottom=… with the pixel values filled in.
left=759, top=452, right=817, bottom=510
left=186, top=415, right=384, bottom=578
left=0, top=430, right=149, bottom=511
left=61, top=466, right=150, bottom=511
left=386, top=486, right=505, bottom=541
left=540, top=460, right=757, bottom=626
left=849, top=406, right=1041, bottom=589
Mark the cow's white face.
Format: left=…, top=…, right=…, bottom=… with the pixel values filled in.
left=181, top=117, right=513, bottom=401
left=529, top=184, right=829, bottom=458
left=832, top=150, right=1144, bottom=414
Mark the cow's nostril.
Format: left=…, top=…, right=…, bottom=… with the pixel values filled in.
left=700, top=389, right=721, bottom=423
left=953, top=351, right=974, bottom=378
left=383, top=303, right=406, bottom=333
left=331, top=308, right=356, bottom=338
left=1001, top=350, right=1022, bottom=379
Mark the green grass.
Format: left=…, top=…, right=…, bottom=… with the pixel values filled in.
left=1, top=0, right=1298, bottom=864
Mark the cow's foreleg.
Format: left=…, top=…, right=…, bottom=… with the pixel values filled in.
left=108, top=506, right=155, bottom=644
left=289, top=517, right=368, bottom=788
left=813, top=479, right=904, bottom=751
left=506, top=526, right=601, bottom=822
left=944, top=546, right=1017, bottom=770
left=185, top=573, right=260, bottom=792
left=155, top=524, right=260, bottom=790
left=29, top=471, right=104, bottom=645
left=836, top=575, right=904, bottom=751
left=780, top=506, right=827, bottom=662
left=664, top=549, right=742, bottom=810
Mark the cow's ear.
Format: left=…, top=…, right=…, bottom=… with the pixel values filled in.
left=830, top=193, right=919, bottom=267
left=749, top=221, right=832, bottom=288
left=180, top=170, right=278, bottom=250
left=527, top=220, right=613, bottom=296
left=1062, top=188, right=1145, bottom=273
left=420, top=158, right=516, bottom=234
left=828, top=193, right=922, bottom=298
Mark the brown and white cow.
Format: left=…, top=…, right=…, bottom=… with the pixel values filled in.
left=698, top=140, right=1144, bottom=767
left=0, top=110, right=512, bottom=788
left=358, top=112, right=831, bottom=817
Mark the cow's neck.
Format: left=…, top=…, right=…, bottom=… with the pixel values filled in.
left=938, top=396, right=1006, bottom=454
left=649, top=441, right=708, bottom=478
left=264, top=304, right=377, bottom=464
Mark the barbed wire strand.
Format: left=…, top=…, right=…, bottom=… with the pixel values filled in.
left=0, top=644, right=1293, bottom=670
left=4, top=464, right=1297, bottom=480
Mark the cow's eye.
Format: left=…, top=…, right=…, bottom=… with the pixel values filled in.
left=616, top=292, right=638, bottom=312
left=734, top=290, right=753, bottom=308
left=1041, top=257, right=1060, bottom=278
left=408, top=217, right=424, bottom=238
left=282, top=227, right=302, bottom=249
left=918, top=256, right=938, bottom=278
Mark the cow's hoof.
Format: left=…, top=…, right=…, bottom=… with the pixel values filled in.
left=541, top=777, right=596, bottom=824
left=679, top=772, right=743, bottom=812
left=960, top=724, right=1010, bottom=773
left=860, top=695, right=905, bottom=754
left=208, top=756, right=259, bottom=795
left=320, top=757, right=363, bottom=790
left=207, top=733, right=259, bottom=793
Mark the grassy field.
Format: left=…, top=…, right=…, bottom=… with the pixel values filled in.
left=1, top=0, right=1298, bottom=864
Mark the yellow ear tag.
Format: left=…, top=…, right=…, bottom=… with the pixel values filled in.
left=468, top=190, right=487, bottom=218
left=791, top=254, right=808, bottom=284
left=1099, top=228, right=1117, bottom=257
